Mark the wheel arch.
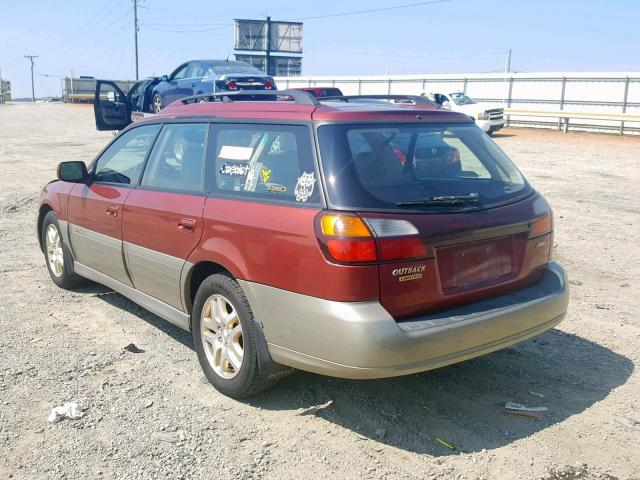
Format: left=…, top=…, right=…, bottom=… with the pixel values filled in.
left=37, top=203, right=54, bottom=252
left=183, top=260, right=234, bottom=315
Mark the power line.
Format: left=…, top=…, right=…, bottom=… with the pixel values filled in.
left=295, top=0, right=452, bottom=21
left=141, top=24, right=232, bottom=33
left=313, top=47, right=505, bottom=62
left=39, top=0, right=123, bottom=56
left=144, top=22, right=228, bottom=27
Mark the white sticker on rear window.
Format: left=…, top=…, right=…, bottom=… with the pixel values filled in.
left=294, top=172, right=316, bottom=202
left=218, top=145, right=253, bottom=161
left=220, top=163, right=249, bottom=176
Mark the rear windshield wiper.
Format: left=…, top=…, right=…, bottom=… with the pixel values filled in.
left=396, top=193, right=480, bottom=207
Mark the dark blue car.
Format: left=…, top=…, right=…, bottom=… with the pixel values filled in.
left=150, top=60, right=276, bottom=113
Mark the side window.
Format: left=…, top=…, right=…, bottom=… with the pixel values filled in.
left=210, top=124, right=319, bottom=204
left=94, top=125, right=160, bottom=185
left=171, top=64, right=189, bottom=80
left=187, top=62, right=206, bottom=79
left=141, top=123, right=208, bottom=193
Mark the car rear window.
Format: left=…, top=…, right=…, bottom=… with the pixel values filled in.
left=317, top=123, right=531, bottom=212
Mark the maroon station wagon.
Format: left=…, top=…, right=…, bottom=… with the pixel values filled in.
left=36, top=85, right=569, bottom=398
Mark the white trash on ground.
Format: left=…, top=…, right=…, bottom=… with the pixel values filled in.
left=48, top=402, right=84, bottom=423
left=504, top=402, right=549, bottom=412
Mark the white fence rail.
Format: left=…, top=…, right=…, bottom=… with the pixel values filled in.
left=275, top=72, right=640, bottom=135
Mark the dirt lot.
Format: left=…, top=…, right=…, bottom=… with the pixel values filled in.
left=1, top=103, right=639, bottom=480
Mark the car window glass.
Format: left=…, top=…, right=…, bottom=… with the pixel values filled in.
left=317, top=124, right=530, bottom=211
left=171, top=64, right=189, bottom=80
left=440, top=134, right=490, bottom=178
left=94, top=125, right=160, bottom=185
left=187, top=63, right=206, bottom=78
left=211, top=124, right=319, bottom=204
left=141, top=124, right=208, bottom=193
left=128, top=82, right=144, bottom=109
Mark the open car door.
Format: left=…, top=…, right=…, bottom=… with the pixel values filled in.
left=94, top=80, right=132, bottom=131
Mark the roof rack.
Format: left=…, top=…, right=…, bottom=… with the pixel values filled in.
left=179, top=89, right=319, bottom=106
left=318, top=94, right=434, bottom=105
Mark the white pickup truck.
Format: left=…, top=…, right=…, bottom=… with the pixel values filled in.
left=425, top=92, right=505, bottom=135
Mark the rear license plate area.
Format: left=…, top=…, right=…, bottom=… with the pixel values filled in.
left=437, top=238, right=514, bottom=291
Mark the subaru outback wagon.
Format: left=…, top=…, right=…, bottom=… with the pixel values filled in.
left=37, top=84, right=568, bottom=398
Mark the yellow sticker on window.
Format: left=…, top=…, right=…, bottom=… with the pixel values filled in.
left=261, top=168, right=272, bottom=184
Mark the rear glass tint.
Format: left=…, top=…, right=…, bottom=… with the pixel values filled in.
left=317, top=124, right=531, bottom=211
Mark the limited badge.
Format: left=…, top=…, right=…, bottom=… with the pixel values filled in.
left=220, top=163, right=249, bottom=176
left=294, top=172, right=316, bottom=202
left=392, top=265, right=426, bottom=282
left=265, top=183, right=286, bottom=193
left=261, top=167, right=272, bottom=184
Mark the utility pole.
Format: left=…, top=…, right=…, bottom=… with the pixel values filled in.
left=265, top=16, right=271, bottom=76
left=505, top=49, right=512, bottom=73
left=24, top=55, right=38, bottom=102
left=133, top=0, right=139, bottom=80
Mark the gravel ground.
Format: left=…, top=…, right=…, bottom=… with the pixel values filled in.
left=1, top=103, right=639, bottom=480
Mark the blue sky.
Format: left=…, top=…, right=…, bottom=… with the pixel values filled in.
left=1, top=0, right=638, bottom=98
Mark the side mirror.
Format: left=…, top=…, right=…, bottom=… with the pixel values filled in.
left=441, top=100, right=452, bottom=109
left=161, top=75, right=169, bottom=82
left=57, top=161, right=89, bottom=183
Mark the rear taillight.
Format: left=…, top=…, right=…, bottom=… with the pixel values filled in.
left=227, top=80, right=238, bottom=90
left=529, top=213, right=552, bottom=238
left=378, top=237, right=428, bottom=261
left=315, top=213, right=430, bottom=264
left=264, top=80, right=273, bottom=89
left=316, top=213, right=377, bottom=263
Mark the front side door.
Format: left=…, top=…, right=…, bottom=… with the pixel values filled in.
left=94, top=80, right=132, bottom=131
left=67, top=124, right=161, bottom=286
left=165, top=63, right=189, bottom=104
left=122, top=123, right=208, bottom=309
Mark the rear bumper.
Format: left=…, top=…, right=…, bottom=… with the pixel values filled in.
left=239, top=262, right=568, bottom=379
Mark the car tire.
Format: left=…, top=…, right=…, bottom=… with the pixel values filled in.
left=41, top=211, right=85, bottom=289
left=192, top=273, right=278, bottom=398
left=152, top=93, right=163, bottom=113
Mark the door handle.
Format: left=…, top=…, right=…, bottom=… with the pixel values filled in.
left=106, top=205, right=119, bottom=217
left=178, top=218, right=196, bottom=232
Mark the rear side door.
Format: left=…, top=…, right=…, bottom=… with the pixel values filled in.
left=67, top=124, right=161, bottom=285
left=122, top=123, right=208, bottom=309
left=94, top=80, right=132, bottom=131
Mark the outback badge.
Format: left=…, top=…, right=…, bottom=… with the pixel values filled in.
left=392, top=265, right=426, bottom=282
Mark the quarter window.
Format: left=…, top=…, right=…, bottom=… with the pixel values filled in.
left=210, top=124, right=319, bottom=204
left=141, top=123, right=208, bottom=193
left=94, top=124, right=160, bottom=185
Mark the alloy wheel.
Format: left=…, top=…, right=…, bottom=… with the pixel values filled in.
left=45, top=224, right=64, bottom=277
left=200, top=294, right=244, bottom=379
left=153, top=95, right=162, bottom=113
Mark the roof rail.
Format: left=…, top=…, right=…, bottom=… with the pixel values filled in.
left=319, top=94, right=435, bottom=105
left=179, top=89, right=319, bottom=106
